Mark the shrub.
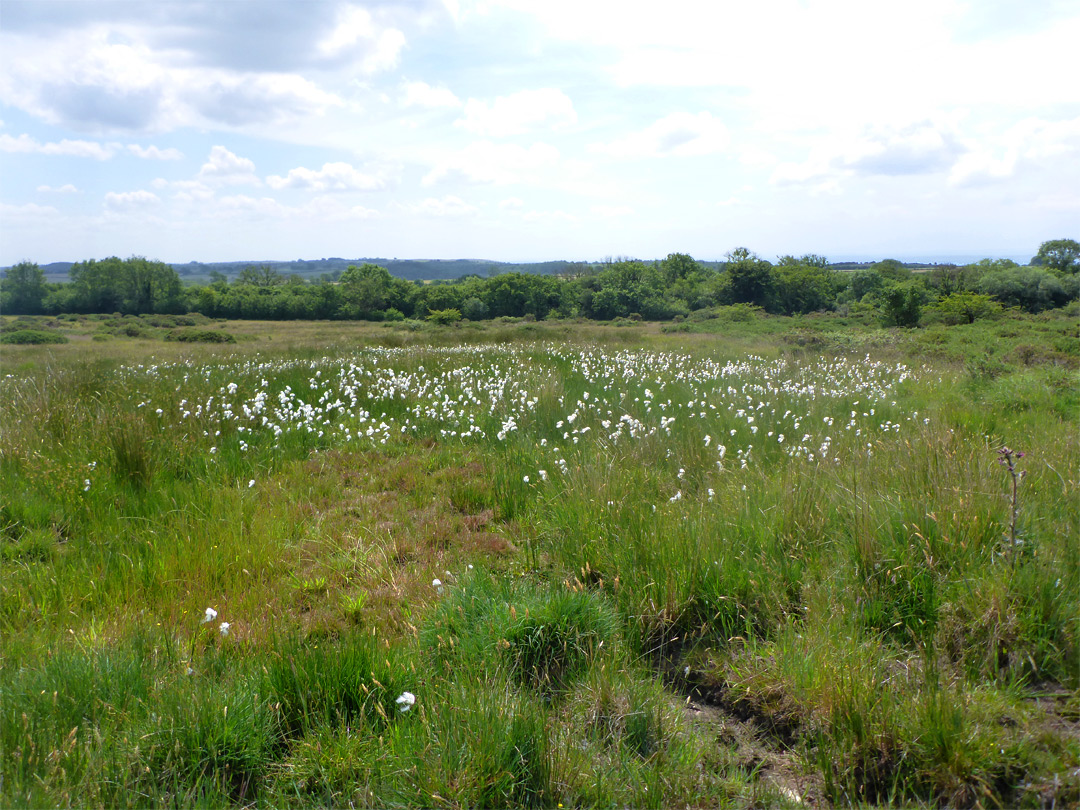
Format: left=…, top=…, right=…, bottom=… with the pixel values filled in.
left=426, top=308, right=462, bottom=325
left=165, top=329, right=237, bottom=343
left=118, top=323, right=151, bottom=338
left=0, top=329, right=68, bottom=345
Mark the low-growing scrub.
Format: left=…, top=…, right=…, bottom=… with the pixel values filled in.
left=0, top=328, right=68, bottom=344
left=165, top=327, right=237, bottom=343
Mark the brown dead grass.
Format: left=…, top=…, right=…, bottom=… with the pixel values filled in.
left=270, top=443, right=520, bottom=639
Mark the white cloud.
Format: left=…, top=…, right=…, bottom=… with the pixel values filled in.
left=949, top=116, right=1080, bottom=187
left=318, top=6, right=406, bottom=73
left=0, top=133, right=182, bottom=162
left=423, top=141, right=561, bottom=185
left=206, top=193, right=381, bottom=221
left=499, top=197, right=524, bottom=209
left=401, top=195, right=479, bottom=217
left=184, top=74, right=342, bottom=128
left=486, top=0, right=1080, bottom=132
left=266, top=162, right=385, bottom=192
left=302, top=196, right=381, bottom=220
left=591, top=112, right=728, bottom=158
left=168, top=181, right=216, bottom=202
left=198, top=146, right=261, bottom=185
left=37, top=184, right=79, bottom=194
left=840, top=121, right=965, bottom=176
left=772, top=119, right=967, bottom=186
left=456, top=88, right=576, bottom=136
left=104, top=190, right=161, bottom=211
left=216, top=194, right=291, bottom=218
left=128, top=144, right=183, bottom=160
left=400, top=80, right=462, bottom=109
left=0, top=23, right=346, bottom=134
left=0, top=133, right=116, bottom=159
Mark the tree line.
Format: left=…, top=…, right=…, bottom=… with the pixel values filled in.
left=3, top=240, right=1078, bottom=325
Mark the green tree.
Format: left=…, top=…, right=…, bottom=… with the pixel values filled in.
left=881, top=281, right=926, bottom=327
left=70, top=257, right=124, bottom=312
left=339, top=263, right=392, bottom=319
left=873, top=259, right=912, bottom=282
left=848, top=268, right=885, bottom=301
left=119, top=257, right=183, bottom=314
left=931, top=292, right=1002, bottom=325
left=977, top=265, right=1077, bottom=312
left=660, top=253, right=700, bottom=284
left=928, top=264, right=970, bottom=296
left=777, top=253, right=829, bottom=269
left=462, top=297, right=489, bottom=320
left=1031, top=239, right=1080, bottom=274
left=724, top=248, right=776, bottom=309
left=236, top=264, right=283, bottom=287
left=774, top=260, right=843, bottom=314
left=1, top=261, right=47, bottom=314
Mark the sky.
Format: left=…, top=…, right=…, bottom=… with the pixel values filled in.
left=1, top=0, right=1078, bottom=266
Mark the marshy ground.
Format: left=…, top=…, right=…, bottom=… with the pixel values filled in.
left=2, top=310, right=1077, bottom=807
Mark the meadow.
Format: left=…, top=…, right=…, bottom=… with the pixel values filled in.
left=1, top=309, right=1077, bottom=808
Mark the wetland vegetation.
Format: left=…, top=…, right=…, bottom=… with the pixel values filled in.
left=1, top=309, right=1077, bottom=807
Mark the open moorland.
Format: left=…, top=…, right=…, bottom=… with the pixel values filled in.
left=1, top=310, right=1078, bottom=808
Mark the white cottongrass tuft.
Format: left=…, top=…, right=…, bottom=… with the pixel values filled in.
left=202, top=607, right=218, bottom=624
left=219, top=622, right=230, bottom=636
left=396, top=691, right=416, bottom=713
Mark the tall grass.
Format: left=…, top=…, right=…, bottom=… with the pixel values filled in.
left=1, top=314, right=1076, bottom=807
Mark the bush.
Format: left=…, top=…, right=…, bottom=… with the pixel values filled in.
left=931, top=292, right=1003, bottom=325
left=0, top=329, right=68, bottom=345
left=118, top=323, right=151, bottom=338
left=165, top=329, right=237, bottom=343
left=881, top=282, right=926, bottom=328
left=426, top=308, right=462, bottom=326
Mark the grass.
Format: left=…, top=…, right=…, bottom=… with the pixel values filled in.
left=1, top=311, right=1077, bottom=807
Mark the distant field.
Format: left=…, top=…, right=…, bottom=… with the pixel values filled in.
left=1, top=313, right=1077, bottom=808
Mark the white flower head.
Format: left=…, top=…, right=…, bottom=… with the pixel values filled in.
left=247, top=479, right=255, bottom=488
left=219, top=622, right=230, bottom=636
left=396, top=691, right=416, bottom=713
left=202, top=607, right=218, bottom=624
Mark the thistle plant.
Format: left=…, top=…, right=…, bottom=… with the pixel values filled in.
left=997, top=446, right=1026, bottom=562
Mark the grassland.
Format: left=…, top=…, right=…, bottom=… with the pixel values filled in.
left=1, top=308, right=1077, bottom=808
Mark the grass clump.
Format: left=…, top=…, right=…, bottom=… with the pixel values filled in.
left=262, top=632, right=409, bottom=738
left=423, top=571, right=618, bottom=696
